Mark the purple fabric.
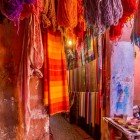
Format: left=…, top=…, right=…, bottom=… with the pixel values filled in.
left=0, top=0, right=35, bottom=22
left=0, top=0, right=23, bottom=21
left=24, top=0, right=35, bottom=4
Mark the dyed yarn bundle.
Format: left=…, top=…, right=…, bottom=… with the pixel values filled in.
left=74, top=0, right=85, bottom=39
left=110, top=0, right=137, bottom=40
left=84, top=0, right=123, bottom=35
left=57, top=0, right=77, bottom=28
left=101, top=0, right=123, bottom=26
left=0, top=0, right=35, bottom=22
left=42, top=0, right=56, bottom=30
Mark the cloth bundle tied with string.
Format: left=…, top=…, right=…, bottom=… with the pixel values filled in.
left=84, top=0, right=123, bottom=35
left=110, top=0, right=137, bottom=41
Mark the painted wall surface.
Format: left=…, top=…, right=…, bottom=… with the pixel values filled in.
left=110, top=41, right=134, bottom=117
left=119, top=20, right=140, bottom=105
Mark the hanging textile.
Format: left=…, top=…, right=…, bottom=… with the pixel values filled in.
left=131, top=0, right=140, bottom=48
left=101, top=0, right=123, bottom=27
left=57, top=0, right=77, bottom=28
left=18, top=0, right=44, bottom=136
left=84, top=0, right=123, bottom=35
left=41, top=0, right=56, bottom=30
left=43, top=30, right=69, bottom=115
left=0, top=0, right=35, bottom=22
left=109, top=0, right=137, bottom=41
left=74, top=0, right=86, bottom=39
left=29, top=15, right=44, bottom=77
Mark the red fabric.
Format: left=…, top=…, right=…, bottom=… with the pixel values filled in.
left=57, top=0, right=77, bottom=28
left=43, top=30, right=69, bottom=115
left=109, top=0, right=137, bottom=41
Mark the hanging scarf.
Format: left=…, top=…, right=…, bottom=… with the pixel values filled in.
left=131, top=0, right=140, bottom=47
left=43, top=29, right=69, bottom=115
left=57, top=0, right=77, bottom=28
left=110, top=0, right=137, bottom=41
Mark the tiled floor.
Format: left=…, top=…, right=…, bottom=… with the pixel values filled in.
left=50, top=114, right=94, bottom=140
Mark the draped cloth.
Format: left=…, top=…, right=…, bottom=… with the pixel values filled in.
left=43, top=30, right=69, bottom=115
left=84, top=0, right=123, bottom=34
left=0, top=0, right=35, bottom=22
left=18, top=1, right=44, bottom=135
left=110, top=0, right=137, bottom=40
left=57, top=0, right=77, bottom=28
left=131, top=0, right=140, bottom=48
left=41, top=0, right=56, bottom=30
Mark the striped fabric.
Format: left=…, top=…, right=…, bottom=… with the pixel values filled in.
left=43, top=30, right=69, bottom=115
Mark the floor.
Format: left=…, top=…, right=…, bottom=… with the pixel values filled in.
left=50, top=114, right=94, bottom=140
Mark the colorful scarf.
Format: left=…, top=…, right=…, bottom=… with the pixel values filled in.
left=110, top=0, right=137, bottom=41
left=57, top=0, right=77, bottom=28
left=43, top=30, right=69, bottom=115
left=131, top=0, right=140, bottom=47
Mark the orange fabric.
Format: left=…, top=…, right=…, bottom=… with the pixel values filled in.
left=57, top=0, right=77, bottom=28
left=43, top=30, right=69, bottom=115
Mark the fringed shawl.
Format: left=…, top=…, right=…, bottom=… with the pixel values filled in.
left=131, top=0, right=140, bottom=47
left=110, top=0, right=137, bottom=41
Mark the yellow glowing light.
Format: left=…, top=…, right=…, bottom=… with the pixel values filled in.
left=67, top=40, right=73, bottom=46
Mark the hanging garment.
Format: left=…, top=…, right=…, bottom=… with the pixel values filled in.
left=110, top=0, right=137, bottom=40
left=43, top=30, right=69, bottom=115
left=41, top=0, right=56, bottom=30
left=18, top=1, right=44, bottom=135
left=29, top=15, right=44, bottom=77
left=131, top=0, right=140, bottom=48
left=57, top=0, right=77, bottom=28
